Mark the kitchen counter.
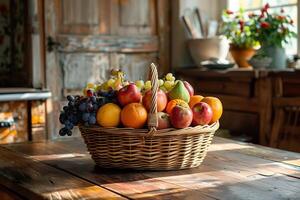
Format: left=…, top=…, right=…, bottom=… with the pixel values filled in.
left=0, top=88, right=51, bottom=102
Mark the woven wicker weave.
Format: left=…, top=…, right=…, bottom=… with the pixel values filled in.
left=79, top=63, right=219, bottom=170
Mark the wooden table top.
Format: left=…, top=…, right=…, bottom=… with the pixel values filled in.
left=0, top=136, right=299, bottom=200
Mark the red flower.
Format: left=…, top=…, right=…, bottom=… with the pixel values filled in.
left=263, top=3, right=270, bottom=11
left=259, top=12, right=265, bottom=19
left=0, top=4, right=7, bottom=13
left=260, top=22, right=270, bottom=28
left=226, top=10, right=234, bottom=15
left=238, top=20, right=245, bottom=32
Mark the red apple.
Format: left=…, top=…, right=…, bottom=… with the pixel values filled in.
left=192, top=102, right=213, bottom=126
left=183, top=81, right=194, bottom=96
left=170, top=105, right=193, bottom=128
left=143, top=89, right=168, bottom=112
left=157, top=112, right=171, bottom=130
left=117, top=83, right=142, bottom=106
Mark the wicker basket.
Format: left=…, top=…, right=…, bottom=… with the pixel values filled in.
left=79, top=63, right=219, bottom=170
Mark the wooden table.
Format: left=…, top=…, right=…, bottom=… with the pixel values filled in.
left=0, top=137, right=299, bottom=200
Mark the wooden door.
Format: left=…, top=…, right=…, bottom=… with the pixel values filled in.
left=44, top=0, right=170, bottom=137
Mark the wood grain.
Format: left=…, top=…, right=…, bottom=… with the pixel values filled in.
left=0, top=146, right=126, bottom=200
left=2, top=137, right=300, bottom=199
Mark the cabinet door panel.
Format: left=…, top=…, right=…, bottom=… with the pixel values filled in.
left=112, top=0, right=156, bottom=35
left=55, top=0, right=110, bottom=34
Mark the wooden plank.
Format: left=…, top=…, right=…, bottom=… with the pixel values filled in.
left=200, top=93, right=259, bottom=113
left=196, top=80, right=252, bottom=97
left=57, top=35, right=159, bottom=53
left=3, top=137, right=300, bottom=200
left=2, top=139, right=216, bottom=200
left=212, top=137, right=300, bottom=168
left=273, top=97, right=300, bottom=107
left=256, top=78, right=272, bottom=145
left=176, top=68, right=258, bottom=81
left=157, top=0, right=171, bottom=75
left=0, top=146, right=126, bottom=200
left=0, top=184, right=23, bottom=200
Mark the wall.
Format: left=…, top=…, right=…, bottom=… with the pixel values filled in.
left=171, top=0, right=227, bottom=69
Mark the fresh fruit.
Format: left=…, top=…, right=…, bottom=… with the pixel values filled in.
left=96, top=103, right=121, bottom=127
left=158, top=79, right=164, bottom=87
left=157, top=112, right=171, bottom=129
left=192, top=102, right=213, bottom=126
left=121, top=103, right=148, bottom=128
left=189, top=95, right=204, bottom=108
left=168, top=80, right=190, bottom=103
left=142, top=89, right=168, bottom=112
left=135, top=80, right=145, bottom=90
left=166, top=99, right=189, bottom=115
left=144, top=80, right=152, bottom=91
left=165, top=73, right=175, bottom=81
left=117, top=83, right=142, bottom=106
left=59, top=95, right=104, bottom=136
left=163, top=80, right=175, bottom=91
left=87, top=83, right=95, bottom=88
left=201, top=97, right=223, bottom=123
left=170, top=105, right=193, bottom=128
left=183, top=81, right=194, bottom=96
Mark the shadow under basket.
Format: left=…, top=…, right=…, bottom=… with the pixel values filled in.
left=79, top=64, right=219, bottom=170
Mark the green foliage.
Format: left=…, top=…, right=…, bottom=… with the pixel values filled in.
left=221, top=9, right=258, bottom=49
left=221, top=4, right=297, bottom=49
left=250, top=7, right=297, bottom=48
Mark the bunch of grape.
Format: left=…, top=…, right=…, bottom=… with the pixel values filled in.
left=59, top=95, right=81, bottom=136
left=97, top=90, right=118, bottom=104
left=163, top=73, right=176, bottom=91
left=59, top=94, right=105, bottom=136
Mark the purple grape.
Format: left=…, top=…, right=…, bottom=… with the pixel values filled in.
left=65, top=122, right=74, bottom=130
left=59, top=112, right=67, bottom=124
left=93, top=104, right=99, bottom=110
left=66, top=130, right=72, bottom=136
left=87, top=103, right=94, bottom=112
left=90, top=96, right=96, bottom=103
left=67, top=95, right=75, bottom=102
left=88, top=116, right=96, bottom=125
left=82, top=113, right=90, bottom=122
left=63, top=106, right=69, bottom=112
left=59, top=127, right=68, bottom=136
left=68, top=101, right=75, bottom=107
left=79, top=102, right=87, bottom=111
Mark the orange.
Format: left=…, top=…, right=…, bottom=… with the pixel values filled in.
left=189, top=95, right=204, bottom=108
left=121, top=103, right=148, bottom=129
left=97, top=103, right=121, bottom=127
left=201, top=97, right=223, bottom=123
left=166, top=99, right=189, bottom=115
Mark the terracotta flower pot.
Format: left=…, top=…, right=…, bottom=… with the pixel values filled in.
left=230, top=45, right=256, bottom=68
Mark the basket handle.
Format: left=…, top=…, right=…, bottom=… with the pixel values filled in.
left=147, top=63, right=159, bottom=135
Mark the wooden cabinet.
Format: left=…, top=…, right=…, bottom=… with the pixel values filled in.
left=0, top=89, right=51, bottom=144
left=176, top=68, right=272, bottom=145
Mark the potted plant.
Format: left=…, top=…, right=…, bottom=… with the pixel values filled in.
left=221, top=9, right=258, bottom=68
left=251, top=3, right=297, bottom=69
